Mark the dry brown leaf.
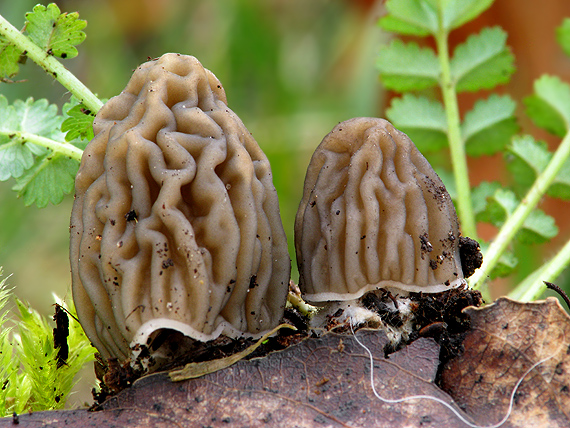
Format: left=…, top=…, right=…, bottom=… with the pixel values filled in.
left=441, top=297, right=570, bottom=428
left=4, top=297, right=569, bottom=427
left=1, top=329, right=476, bottom=428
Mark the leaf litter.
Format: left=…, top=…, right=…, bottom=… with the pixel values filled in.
left=2, top=288, right=568, bottom=427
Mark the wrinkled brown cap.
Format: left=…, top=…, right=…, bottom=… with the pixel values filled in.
left=70, top=53, right=290, bottom=362
left=295, top=118, right=465, bottom=302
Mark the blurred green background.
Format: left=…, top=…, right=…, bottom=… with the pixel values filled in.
left=0, top=0, right=386, bottom=318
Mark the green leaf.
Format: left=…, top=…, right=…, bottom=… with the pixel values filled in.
left=0, top=36, right=23, bottom=78
left=451, top=27, right=515, bottom=92
left=25, top=3, right=86, bottom=59
left=61, top=103, right=95, bottom=141
left=524, top=75, right=570, bottom=136
left=440, top=0, right=495, bottom=31
left=379, top=0, right=437, bottom=36
left=506, top=135, right=550, bottom=192
left=462, top=94, right=518, bottom=156
left=506, top=134, right=570, bottom=200
left=12, top=152, right=78, bottom=208
left=549, top=160, right=570, bottom=200
left=480, top=241, right=518, bottom=279
left=481, top=188, right=518, bottom=226
left=556, top=18, right=570, bottom=57
left=517, top=209, right=558, bottom=244
left=0, top=96, right=62, bottom=180
left=377, top=40, right=439, bottom=92
left=386, top=94, right=448, bottom=152
left=472, top=181, right=501, bottom=218
left=478, top=188, right=558, bottom=244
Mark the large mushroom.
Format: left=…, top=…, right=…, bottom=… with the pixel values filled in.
left=70, top=54, right=290, bottom=372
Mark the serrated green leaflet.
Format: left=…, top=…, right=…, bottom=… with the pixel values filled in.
left=377, top=40, right=439, bottom=91
left=62, top=103, right=95, bottom=141
left=478, top=241, right=518, bottom=279
left=480, top=188, right=518, bottom=225
left=517, top=209, right=558, bottom=244
left=380, top=0, right=494, bottom=36
left=439, top=0, right=494, bottom=31
left=0, top=95, right=82, bottom=206
left=524, top=75, right=570, bottom=136
left=0, top=36, right=22, bottom=78
left=506, top=135, right=550, bottom=192
left=472, top=181, right=501, bottom=218
left=25, top=3, right=86, bottom=59
left=386, top=94, right=448, bottom=152
left=506, top=135, right=570, bottom=200
left=462, top=94, right=518, bottom=156
left=556, top=18, right=570, bottom=57
left=13, top=98, right=63, bottom=139
left=0, top=96, right=62, bottom=180
left=549, top=161, right=570, bottom=200
left=12, top=153, right=78, bottom=208
left=379, top=0, right=437, bottom=36
left=451, top=27, right=515, bottom=92
left=477, top=187, right=558, bottom=244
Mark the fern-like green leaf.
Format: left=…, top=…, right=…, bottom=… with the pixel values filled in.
left=0, top=95, right=81, bottom=206
left=472, top=181, right=501, bottom=218
left=549, top=161, right=570, bottom=200
left=451, top=27, right=515, bottom=92
left=25, top=3, right=86, bottom=59
left=524, top=75, right=570, bottom=136
left=479, top=242, right=518, bottom=279
left=462, top=94, right=518, bottom=156
left=506, top=135, right=550, bottom=193
left=0, top=96, right=61, bottom=180
left=440, top=0, right=495, bottom=31
left=386, top=94, right=448, bottom=152
left=12, top=153, right=78, bottom=208
left=379, top=0, right=437, bottom=36
left=0, top=36, right=23, bottom=79
left=506, top=134, right=570, bottom=200
left=517, top=210, right=558, bottom=244
left=377, top=40, right=439, bottom=92
left=477, top=188, right=558, bottom=244
left=61, top=103, right=95, bottom=141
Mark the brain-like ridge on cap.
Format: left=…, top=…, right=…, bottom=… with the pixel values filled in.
left=70, top=53, right=290, bottom=365
left=294, top=117, right=465, bottom=302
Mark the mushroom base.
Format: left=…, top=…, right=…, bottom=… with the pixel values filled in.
left=306, top=285, right=483, bottom=359
left=130, top=319, right=281, bottom=373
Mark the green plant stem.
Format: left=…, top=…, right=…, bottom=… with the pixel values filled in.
left=0, top=14, right=102, bottom=114
left=0, top=131, right=83, bottom=161
left=470, top=130, right=570, bottom=290
left=434, top=10, right=477, bottom=240
left=510, top=238, right=570, bottom=302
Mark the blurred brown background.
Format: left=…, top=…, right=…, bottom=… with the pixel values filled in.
left=0, top=0, right=569, bottom=407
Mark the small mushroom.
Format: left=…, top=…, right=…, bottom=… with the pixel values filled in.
left=70, top=54, right=290, bottom=370
left=295, top=117, right=466, bottom=304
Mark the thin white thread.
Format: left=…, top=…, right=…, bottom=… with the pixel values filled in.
left=350, top=322, right=561, bottom=428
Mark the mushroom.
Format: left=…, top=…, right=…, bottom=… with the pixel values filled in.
left=294, top=118, right=468, bottom=332
left=70, top=54, right=290, bottom=371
